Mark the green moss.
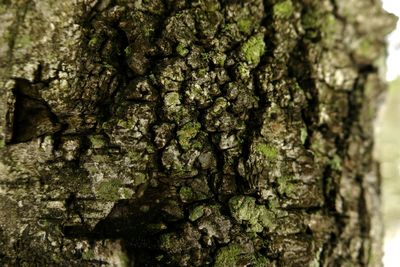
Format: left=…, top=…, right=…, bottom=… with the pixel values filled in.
left=253, top=254, right=270, bottom=267
left=237, top=18, right=252, bottom=34
left=273, top=0, right=294, bottom=19
left=82, top=249, right=94, bottom=260
left=358, top=39, right=375, bottom=58
left=177, top=122, right=201, bottom=150
left=229, top=196, right=275, bottom=233
left=95, top=179, right=124, bottom=201
left=214, top=52, right=226, bottom=66
left=88, top=37, right=98, bottom=47
left=16, top=34, right=32, bottom=47
left=119, top=251, right=130, bottom=267
left=102, top=63, right=115, bottom=71
left=164, top=92, right=180, bottom=106
left=330, top=154, right=342, bottom=171
left=120, top=188, right=134, bottom=198
left=212, top=97, right=228, bottom=115
left=160, top=233, right=174, bottom=250
left=322, top=14, right=338, bottom=38
left=238, top=64, right=250, bottom=79
left=189, top=205, right=205, bottom=221
left=277, top=176, right=295, bottom=196
left=256, top=143, right=278, bottom=160
left=202, top=52, right=211, bottom=61
left=214, top=244, right=242, bottom=267
left=204, top=1, right=219, bottom=12
left=146, top=223, right=167, bottom=232
left=146, top=144, right=155, bottom=153
left=0, top=5, right=6, bottom=14
left=176, top=43, right=189, bottom=57
left=155, top=255, right=164, bottom=261
left=300, top=127, right=308, bottom=145
left=89, top=135, right=106, bottom=149
left=179, top=186, right=194, bottom=202
left=144, top=27, right=155, bottom=37
left=221, top=23, right=235, bottom=33
left=241, top=34, right=265, bottom=65
left=124, top=46, right=132, bottom=56
left=134, top=173, right=147, bottom=185
left=302, top=10, right=320, bottom=29
left=0, top=139, right=5, bottom=149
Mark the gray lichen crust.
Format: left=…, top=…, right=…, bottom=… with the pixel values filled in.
left=0, top=0, right=396, bottom=266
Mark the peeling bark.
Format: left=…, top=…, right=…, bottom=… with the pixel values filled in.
left=0, top=0, right=396, bottom=266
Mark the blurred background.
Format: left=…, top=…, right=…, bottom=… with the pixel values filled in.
left=376, top=1, right=400, bottom=266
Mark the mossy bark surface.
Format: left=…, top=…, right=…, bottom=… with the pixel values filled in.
left=0, top=0, right=396, bottom=266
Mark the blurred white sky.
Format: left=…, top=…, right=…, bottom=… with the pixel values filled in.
left=380, top=2, right=399, bottom=267
left=382, top=0, right=400, bottom=81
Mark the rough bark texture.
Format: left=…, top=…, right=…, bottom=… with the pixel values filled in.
left=0, top=0, right=396, bottom=266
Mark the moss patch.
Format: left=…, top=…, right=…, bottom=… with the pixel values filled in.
left=89, top=135, right=106, bottom=149
left=229, top=195, right=275, bottom=232
left=300, top=127, right=308, bottom=145
left=82, top=249, right=95, bottom=260
left=189, top=205, right=205, bottom=221
left=330, top=154, right=342, bottom=171
left=179, top=186, right=194, bottom=202
left=237, top=18, right=252, bottom=34
left=88, top=37, right=98, bottom=47
left=177, top=122, right=201, bottom=150
left=214, top=244, right=242, bottom=267
left=164, top=92, right=180, bottom=106
left=241, top=34, right=265, bottom=65
left=124, top=46, right=132, bottom=56
left=277, top=176, right=295, bottom=196
left=95, top=179, right=124, bottom=201
left=256, top=143, right=278, bottom=160
left=273, top=0, right=294, bottom=19
left=176, top=43, right=189, bottom=57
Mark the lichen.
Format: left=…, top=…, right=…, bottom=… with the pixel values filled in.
left=240, top=34, right=265, bottom=65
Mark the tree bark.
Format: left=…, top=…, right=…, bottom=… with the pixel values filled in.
left=0, top=0, right=396, bottom=266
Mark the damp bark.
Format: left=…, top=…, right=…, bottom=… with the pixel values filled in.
left=0, top=0, right=396, bottom=266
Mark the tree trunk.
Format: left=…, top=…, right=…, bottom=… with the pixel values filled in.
left=0, top=0, right=396, bottom=266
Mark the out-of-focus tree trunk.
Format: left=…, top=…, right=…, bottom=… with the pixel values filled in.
left=0, top=0, right=396, bottom=266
